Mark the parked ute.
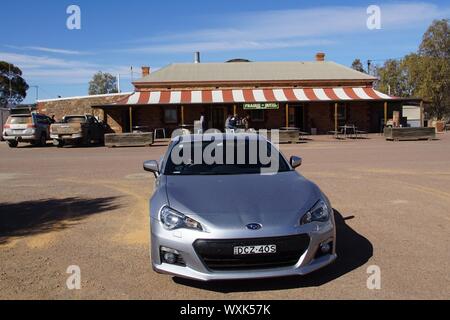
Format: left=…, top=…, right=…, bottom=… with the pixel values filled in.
left=50, top=115, right=104, bottom=147
left=2, top=113, right=51, bottom=148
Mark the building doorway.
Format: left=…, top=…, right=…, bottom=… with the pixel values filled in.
left=211, top=106, right=226, bottom=130
left=288, top=105, right=305, bottom=130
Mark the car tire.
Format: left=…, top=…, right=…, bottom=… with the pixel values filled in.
left=7, top=140, right=18, bottom=148
left=53, top=139, right=64, bottom=148
left=83, top=134, right=92, bottom=147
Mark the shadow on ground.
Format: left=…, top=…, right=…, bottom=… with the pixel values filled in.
left=0, top=196, right=121, bottom=244
left=174, top=209, right=373, bottom=292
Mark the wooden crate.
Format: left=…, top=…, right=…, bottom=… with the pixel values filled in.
left=104, top=133, right=154, bottom=147
left=384, top=127, right=436, bottom=141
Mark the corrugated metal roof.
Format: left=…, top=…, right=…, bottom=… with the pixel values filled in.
left=136, top=61, right=376, bottom=83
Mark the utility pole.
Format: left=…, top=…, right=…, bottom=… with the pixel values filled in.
left=8, top=62, right=12, bottom=101
left=29, top=86, right=39, bottom=101
left=117, top=74, right=121, bottom=93
left=367, top=60, right=372, bottom=75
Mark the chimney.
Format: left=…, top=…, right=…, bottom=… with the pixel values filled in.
left=315, top=52, right=325, bottom=62
left=141, top=66, right=150, bottom=77
left=194, top=51, right=201, bottom=64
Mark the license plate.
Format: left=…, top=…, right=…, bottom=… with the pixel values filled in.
left=233, top=245, right=277, bottom=255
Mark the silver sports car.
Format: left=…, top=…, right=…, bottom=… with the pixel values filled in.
left=143, top=133, right=336, bottom=281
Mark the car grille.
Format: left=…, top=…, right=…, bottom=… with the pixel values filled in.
left=193, top=234, right=310, bottom=271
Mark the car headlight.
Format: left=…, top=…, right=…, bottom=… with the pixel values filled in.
left=300, top=200, right=331, bottom=225
left=160, top=206, right=203, bottom=231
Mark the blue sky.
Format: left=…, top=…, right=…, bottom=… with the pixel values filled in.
left=1, top=0, right=449, bottom=103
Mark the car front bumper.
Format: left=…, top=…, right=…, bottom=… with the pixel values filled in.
left=150, top=218, right=336, bottom=281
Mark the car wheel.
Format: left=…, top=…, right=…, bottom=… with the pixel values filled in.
left=7, top=140, right=18, bottom=148
left=53, top=139, right=64, bottom=148
left=83, top=134, right=92, bottom=147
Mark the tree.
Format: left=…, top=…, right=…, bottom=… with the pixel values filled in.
left=0, top=61, right=29, bottom=108
left=375, top=19, right=450, bottom=119
left=417, top=19, right=450, bottom=119
left=88, top=72, right=118, bottom=95
left=351, top=59, right=365, bottom=73
left=376, top=58, right=413, bottom=97
left=419, top=19, right=450, bottom=58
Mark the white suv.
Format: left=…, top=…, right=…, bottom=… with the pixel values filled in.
left=2, top=113, right=52, bottom=148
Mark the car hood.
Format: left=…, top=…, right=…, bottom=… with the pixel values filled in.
left=164, top=172, right=321, bottom=228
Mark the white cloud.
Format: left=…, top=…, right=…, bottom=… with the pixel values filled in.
left=5, top=45, right=89, bottom=55
left=125, top=39, right=335, bottom=54
left=127, top=2, right=450, bottom=53
left=0, top=51, right=131, bottom=84
left=0, top=52, right=97, bottom=69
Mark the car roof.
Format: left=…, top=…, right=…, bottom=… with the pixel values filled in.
left=172, top=133, right=269, bottom=143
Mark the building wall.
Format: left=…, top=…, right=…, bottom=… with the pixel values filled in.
left=36, top=94, right=130, bottom=122
left=307, top=103, right=332, bottom=134
left=104, top=108, right=125, bottom=133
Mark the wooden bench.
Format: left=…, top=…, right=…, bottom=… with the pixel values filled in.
left=105, top=132, right=154, bottom=147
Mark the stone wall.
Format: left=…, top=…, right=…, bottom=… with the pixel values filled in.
left=36, top=93, right=130, bottom=122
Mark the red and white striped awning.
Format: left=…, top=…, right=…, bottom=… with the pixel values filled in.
left=116, top=87, right=396, bottom=105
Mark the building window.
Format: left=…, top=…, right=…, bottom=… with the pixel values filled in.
left=250, top=110, right=264, bottom=122
left=164, top=107, right=178, bottom=124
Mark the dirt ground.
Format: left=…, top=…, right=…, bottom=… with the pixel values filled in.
left=0, top=134, right=449, bottom=300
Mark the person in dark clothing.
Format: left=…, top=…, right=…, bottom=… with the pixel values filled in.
left=229, top=115, right=237, bottom=129
left=200, top=112, right=207, bottom=133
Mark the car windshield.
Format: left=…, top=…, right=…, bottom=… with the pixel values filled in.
left=164, top=138, right=291, bottom=176
left=7, top=116, right=32, bottom=125
left=64, top=117, right=86, bottom=123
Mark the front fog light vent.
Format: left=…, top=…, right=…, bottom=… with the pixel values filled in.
left=315, top=241, right=333, bottom=259
left=160, top=247, right=185, bottom=266
left=320, top=243, right=331, bottom=254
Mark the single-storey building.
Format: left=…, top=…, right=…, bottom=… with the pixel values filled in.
left=37, top=53, right=423, bottom=135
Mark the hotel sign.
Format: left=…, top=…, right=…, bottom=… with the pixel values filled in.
left=243, top=103, right=279, bottom=110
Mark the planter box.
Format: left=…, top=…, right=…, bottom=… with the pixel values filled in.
left=105, top=132, right=154, bottom=147
left=384, top=127, right=436, bottom=141
left=263, top=129, right=300, bottom=144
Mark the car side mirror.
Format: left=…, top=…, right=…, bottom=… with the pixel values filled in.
left=290, top=156, right=302, bottom=169
left=143, top=160, right=160, bottom=177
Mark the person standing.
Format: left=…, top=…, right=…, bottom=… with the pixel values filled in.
left=229, top=114, right=237, bottom=129
left=199, top=112, right=207, bottom=133
left=225, top=113, right=232, bottom=130
left=242, top=114, right=250, bottom=130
